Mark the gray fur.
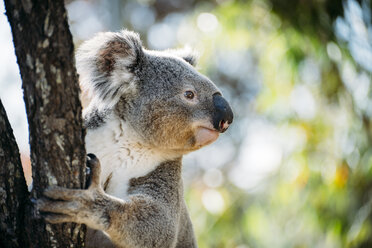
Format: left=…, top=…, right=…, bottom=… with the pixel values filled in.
left=84, top=108, right=111, bottom=129
left=37, top=30, right=233, bottom=248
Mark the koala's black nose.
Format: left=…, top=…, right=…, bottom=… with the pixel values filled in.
left=212, top=94, right=233, bottom=133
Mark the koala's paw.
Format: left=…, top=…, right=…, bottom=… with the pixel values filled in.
left=37, top=154, right=107, bottom=229
left=37, top=186, right=90, bottom=224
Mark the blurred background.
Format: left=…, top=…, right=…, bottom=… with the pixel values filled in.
left=1, top=0, right=372, bottom=247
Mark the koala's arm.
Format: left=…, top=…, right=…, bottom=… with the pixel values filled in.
left=37, top=155, right=184, bottom=248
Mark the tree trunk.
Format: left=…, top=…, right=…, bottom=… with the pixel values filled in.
left=2, top=0, right=87, bottom=247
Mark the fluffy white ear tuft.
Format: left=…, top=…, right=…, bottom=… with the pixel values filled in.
left=167, top=46, right=198, bottom=66
left=77, top=30, right=143, bottom=110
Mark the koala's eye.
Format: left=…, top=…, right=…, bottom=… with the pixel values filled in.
left=184, top=91, right=195, bottom=100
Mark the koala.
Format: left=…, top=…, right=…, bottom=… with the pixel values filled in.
left=37, top=30, right=233, bottom=248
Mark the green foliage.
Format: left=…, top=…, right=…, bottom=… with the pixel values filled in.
left=182, top=0, right=372, bottom=247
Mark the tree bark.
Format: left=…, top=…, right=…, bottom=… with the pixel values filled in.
left=0, top=100, right=29, bottom=248
left=3, top=0, right=87, bottom=247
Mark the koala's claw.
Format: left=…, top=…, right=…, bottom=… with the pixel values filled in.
left=86, top=153, right=102, bottom=189
left=87, top=153, right=97, bottom=160
left=85, top=166, right=92, bottom=189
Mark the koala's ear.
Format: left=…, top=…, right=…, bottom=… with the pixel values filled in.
left=77, top=30, right=143, bottom=109
left=168, top=47, right=198, bottom=66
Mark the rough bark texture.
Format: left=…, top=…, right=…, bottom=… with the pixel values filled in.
left=0, top=100, right=29, bottom=248
left=4, top=0, right=86, bottom=247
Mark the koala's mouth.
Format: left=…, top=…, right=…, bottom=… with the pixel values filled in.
left=194, top=126, right=220, bottom=147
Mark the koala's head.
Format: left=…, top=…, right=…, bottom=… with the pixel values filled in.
left=78, top=30, right=233, bottom=154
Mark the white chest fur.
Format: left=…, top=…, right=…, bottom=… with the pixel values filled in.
left=85, top=115, right=166, bottom=199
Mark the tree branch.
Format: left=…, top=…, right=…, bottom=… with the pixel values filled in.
left=0, top=99, right=29, bottom=248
